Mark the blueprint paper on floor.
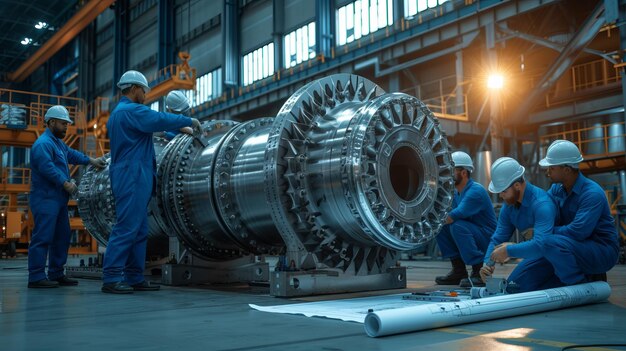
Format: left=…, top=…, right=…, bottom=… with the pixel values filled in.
left=249, top=294, right=428, bottom=323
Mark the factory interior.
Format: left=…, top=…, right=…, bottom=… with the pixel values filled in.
left=0, top=0, right=625, bottom=350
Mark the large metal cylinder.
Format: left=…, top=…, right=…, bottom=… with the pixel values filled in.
left=78, top=74, right=454, bottom=271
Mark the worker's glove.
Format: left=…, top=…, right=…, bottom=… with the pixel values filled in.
left=63, top=180, right=78, bottom=195
left=190, top=118, right=201, bottom=133
left=89, top=157, right=107, bottom=170
left=479, top=265, right=495, bottom=283
left=179, top=126, right=194, bottom=135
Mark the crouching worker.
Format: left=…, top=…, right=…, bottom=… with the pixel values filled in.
left=538, top=140, right=619, bottom=285
left=480, top=157, right=559, bottom=293
left=435, top=151, right=497, bottom=288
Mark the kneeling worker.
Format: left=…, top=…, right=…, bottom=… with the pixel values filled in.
left=481, top=157, right=559, bottom=292
left=539, top=140, right=619, bottom=285
left=435, top=151, right=497, bottom=287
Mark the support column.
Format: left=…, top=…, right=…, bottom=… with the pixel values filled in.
left=158, top=0, right=175, bottom=69
left=316, top=0, right=334, bottom=58
left=455, top=50, right=464, bottom=115
left=78, top=22, right=96, bottom=102
left=113, top=0, right=129, bottom=94
left=486, top=21, right=503, bottom=160
left=223, top=0, right=239, bottom=88
left=393, top=0, right=404, bottom=22
left=619, top=0, right=626, bottom=194
left=273, top=0, right=285, bottom=71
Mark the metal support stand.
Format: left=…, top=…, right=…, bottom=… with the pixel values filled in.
left=162, top=256, right=269, bottom=286
left=270, top=266, right=406, bottom=297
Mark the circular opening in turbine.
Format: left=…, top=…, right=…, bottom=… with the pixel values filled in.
left=389, top=146, right=422, bottom=201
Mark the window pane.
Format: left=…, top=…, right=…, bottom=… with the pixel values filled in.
left=337, top=6, right=346, bottom=45
left=361, top=0, right=370, bottom=36
left=282, top=22, right=316, bottom=68
left=186, top=67, right=221, bottom=107
left=308, top=22, right=316, bottom=59
left=417, top=0, right=427, bottom=12
left=242, top=43, right=274, bottom=85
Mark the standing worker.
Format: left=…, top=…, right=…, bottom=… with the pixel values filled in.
left=435, top=151, right=497, bottom=287
left=539, top=140, right=619, bottom=284
left=101, top=70, right=200, bottom=294
left=163, top=90, right=194, bottom=140
left=480, top=157, right=559, bottom=292
left=28, top=105, right=106, bottom=288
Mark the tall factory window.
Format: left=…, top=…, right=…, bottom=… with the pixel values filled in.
left=336, top=0, right=394, bottom=46
left=242, top=43, right=275, bottom=86
left=284, top=22, right=316, bottom=69
left=186, top=68, right=222, bottom=107
left=403, top=0, right=449, bottom=17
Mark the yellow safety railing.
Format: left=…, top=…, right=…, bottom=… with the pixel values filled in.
left=1, top=167, right=31, bottom=185
left=572, top=58, right=621, bottom=92
left=541, top=121, right=626, bottom=160
left=0, top=88, right=87, bottom=131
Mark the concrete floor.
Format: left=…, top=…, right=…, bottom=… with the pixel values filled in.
left=1, top=257, right=625, bottom=351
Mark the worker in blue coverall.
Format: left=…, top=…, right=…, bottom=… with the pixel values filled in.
left=101, top=70, right=200, bottom=294
left=435, top=151, right=497, bottom=288
left=28, top=105, right=106, bottom=288
left=538, top=140, right=619, bottom=285
left=479, top=157, right=559, bottom=293
left=162, top=90, right=194, bottom=140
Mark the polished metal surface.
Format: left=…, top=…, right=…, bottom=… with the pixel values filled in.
left=265, top=74, right=454, bottom=270
left=78, top=74, right=454, bottom=273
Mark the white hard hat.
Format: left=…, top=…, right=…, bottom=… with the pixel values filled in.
left=117, top=70, right=150, bottom=92
left=451, top=151, right=474, bottom=172
left=488, top=157, right=525, bottom=193
left=44, top=105, right=73, bottom=124
left=538, top=139, right=583, bottom=168
left=165, top=90, right=190, bottom=113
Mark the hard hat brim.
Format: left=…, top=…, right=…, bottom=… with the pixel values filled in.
left=538, top=157, right=583, bottom=167
left=538, top=158, right=552, bottom=167
left=488, top=166, right=525, bottom=193
left=117, top=82, right=151, bottom=93
left=47, top=117, right=74, bottom=125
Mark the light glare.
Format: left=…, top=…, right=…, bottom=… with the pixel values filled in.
left=487, top=74, right=504, bottom=90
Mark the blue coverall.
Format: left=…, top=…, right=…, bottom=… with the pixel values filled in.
left=103, top=96, right=192, bottom=285
left=543, top=173, right=619, bottom=284
left=163, top=130, right=179, bottom=140
left=29, top=128, right=90, bottom=282
left=484, top=182, right=559, bottom=292
left=436, top=179, right=497, bottom=265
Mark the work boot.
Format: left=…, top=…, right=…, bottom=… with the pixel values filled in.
left=52, top=276, right=79, bottom=286
left=435, top=258, right=467, bottom=285
left=28, top=279, right=60, bottom=288
left=459, top=263, right=486, bottom=287
left=130, top=281, right=160, bottom=291
left=101, top=282, right=134, bottom=294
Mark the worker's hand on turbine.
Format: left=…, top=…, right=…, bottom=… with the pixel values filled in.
left=179, top=126, right=194, bottom=135
left=89, top=157, right=107, bottom=170
left=63, top=180, right=78, bottom=195
left=191, top=118, right=201, bottom=133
